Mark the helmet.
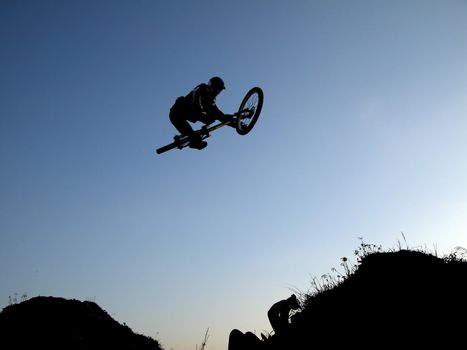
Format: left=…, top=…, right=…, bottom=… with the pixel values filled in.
left=289, top=294, right=299, bottom=309
left=208, top=76, right=225, bottom=92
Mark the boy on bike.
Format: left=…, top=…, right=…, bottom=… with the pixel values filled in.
left=169, top=76, right=235, bottom=150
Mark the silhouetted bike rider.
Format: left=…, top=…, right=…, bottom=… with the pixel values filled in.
left=268, top=294, right=300, bottom=335
left=169, top=76, right=235, bottom=150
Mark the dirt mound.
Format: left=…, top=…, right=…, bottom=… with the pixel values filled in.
left=0, top=296, right=162, bottom=350
left=291, top=250, right=467, bottom=347
left=232, top=249, right=467, bottom=349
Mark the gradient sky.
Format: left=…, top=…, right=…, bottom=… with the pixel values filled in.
left=1, top=1, right=467, bottom=349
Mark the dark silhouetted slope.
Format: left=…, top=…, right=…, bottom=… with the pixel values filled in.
left=0, top=296, right=162, bottom=350
left=279, top=249, right=467, bottom=348
left=230, top=248, right=467, bottom=349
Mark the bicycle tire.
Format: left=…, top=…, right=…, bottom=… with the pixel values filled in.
left=236, top=87, right=264, bottom=135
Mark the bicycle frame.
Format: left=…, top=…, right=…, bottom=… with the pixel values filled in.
left=156, top=119, right=233, bottom=154
left=156, top=96, right=258, bottom=155
left=199, top=119, right=234, bottom=140
left=174, top=109, right=251, bottom=149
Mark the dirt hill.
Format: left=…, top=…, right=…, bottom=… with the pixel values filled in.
left=0, top=296, right=162, bottom=350
left=2, top=248, right=466, bottom=349
left=251, top=249, right=467, bottom=349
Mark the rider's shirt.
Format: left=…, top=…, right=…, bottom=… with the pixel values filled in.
left=172, top=83, right=226, bottom=123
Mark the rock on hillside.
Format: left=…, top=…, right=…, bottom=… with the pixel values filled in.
left=0, top=296, right=162, bottom=350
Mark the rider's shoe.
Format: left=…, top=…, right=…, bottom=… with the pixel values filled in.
left=188, top=138, right=208, bottom=150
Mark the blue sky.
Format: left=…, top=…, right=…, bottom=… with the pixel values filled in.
left=1, top=1, right=467, bottom=349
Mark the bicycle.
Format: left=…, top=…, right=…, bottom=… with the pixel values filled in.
left=156, top=87, right=264, bottom=155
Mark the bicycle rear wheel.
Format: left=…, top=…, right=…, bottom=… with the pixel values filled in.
left=236, top=87, right=263, bottom=135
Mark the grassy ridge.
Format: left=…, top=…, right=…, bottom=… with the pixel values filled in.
left=263, top=243, right=467, bottom=348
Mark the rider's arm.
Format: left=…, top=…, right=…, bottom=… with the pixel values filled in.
left=192, top=86, right=206, bottom=115
left=196, top=85, right=236, bottom=126
left=204, top=103, right=236, bottom=127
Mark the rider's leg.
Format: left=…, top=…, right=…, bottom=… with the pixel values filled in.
left=169, top=111, right=194, bottom=136
left=197, top=113, right=216, bottom=125
left=169, top=111, right=207, bottom=150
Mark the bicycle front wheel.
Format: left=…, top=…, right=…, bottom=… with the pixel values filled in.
left=236, top=87, right=263, bottom=135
